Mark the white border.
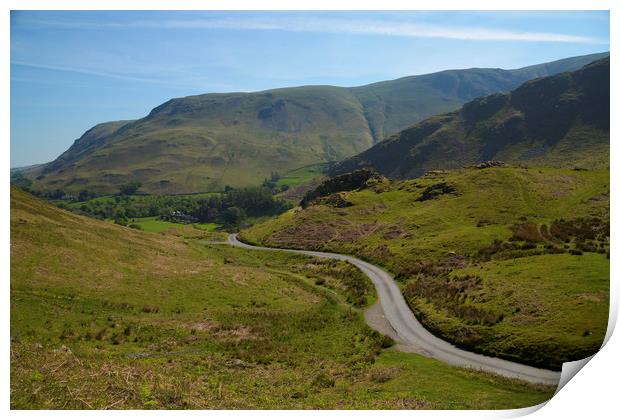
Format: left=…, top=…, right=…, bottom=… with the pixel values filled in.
left=3, top=1, right=616, bottom=419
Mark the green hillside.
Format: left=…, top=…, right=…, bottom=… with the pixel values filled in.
left=241, top=166, right=610, bottom=370
left=332, top=58, right=609, bottom=178
left=24, top=52, right=607, bottom=195
left=10, top=188, right=555, bottom=408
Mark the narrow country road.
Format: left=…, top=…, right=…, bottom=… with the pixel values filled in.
left=227, top=233, right=561, bottom=386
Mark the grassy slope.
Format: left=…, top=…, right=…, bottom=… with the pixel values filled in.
left=30, top=87, right=373, bottom=195
left=10, top=188, right=554, bottom=409
left=27, top=53, right=607, bottom=195
left=241, top=166, right=610, bottom=369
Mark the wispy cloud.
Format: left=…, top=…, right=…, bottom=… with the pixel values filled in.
left=11, top=61, right=252, bottom=91
left=18, top=15, right=605, bottom=44
left=11, top=61, right=166, bottom=84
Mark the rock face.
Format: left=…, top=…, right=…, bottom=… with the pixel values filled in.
left=300, top=169, right=382, bottom=208
left=330, top=58, right=610, bottom=180
left=314, top=193, right=354, bottom=208
left=466, top=161, right=506, bottom=169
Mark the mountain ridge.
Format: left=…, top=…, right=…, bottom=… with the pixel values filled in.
left=25, top=52, right=608, bottom=195
left=331, top=57, right=610, bottom=179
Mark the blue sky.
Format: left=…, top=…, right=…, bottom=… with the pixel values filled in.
left=10, top=10, right=609, bottom=167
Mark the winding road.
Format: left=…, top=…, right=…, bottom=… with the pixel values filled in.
left=227, top=234, right=561, bottom=385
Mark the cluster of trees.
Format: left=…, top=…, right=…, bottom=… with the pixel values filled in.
left=261, top=172, right=289, bottom=194
left=10, top=172, right=33, bottom=192
left=61, top=186, right=291, bottom=228
left=12, top=177, right=140, bottom=202
left=12, top=173, right=291, bottom=228
left=118, top=181, right=142, bottom=196
left=11, top=172, right=76, bottom=200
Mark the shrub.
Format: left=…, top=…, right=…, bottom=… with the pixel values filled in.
left=367, top=367, right=401, bottom=383
left=510, top=222, right=544, bottom=242
left=94, top=328, right=107, bottom=340
left=415, top=182, right=457, bottom=202
left=311, top=372, right=335, bottom=389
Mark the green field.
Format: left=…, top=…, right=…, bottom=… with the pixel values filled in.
left=130, top=217, right=221, bottom=233
left=10, top=188, right=555, bottom=409
left=276, top=163, right=330, bottom=188
left=193, top=222, right=221, bottom=231
left=130, top=217, right=180, bottom=232
left=242, top=166, right=610, bottom=370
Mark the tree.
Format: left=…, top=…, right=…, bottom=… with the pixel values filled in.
left=119, top=181, right=142, bottom=196
left=262, top=178, right=276, bottom=190
left=78, top=189, right=95, bottom=202
left=221, top=206, right=246, bottom=227
left=49, top=189, right=66, bottom=200
left=113, top=208, right=128, bottom=225
left=270, top=171, right=281, bottom=182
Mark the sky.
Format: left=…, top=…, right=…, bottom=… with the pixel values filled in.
left=10, top=10, right=609, bottom=168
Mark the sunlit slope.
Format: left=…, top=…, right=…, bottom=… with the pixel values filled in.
left=10, top=188, right=555, bottom=408
left=242, top=166, right=610, bottom=370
